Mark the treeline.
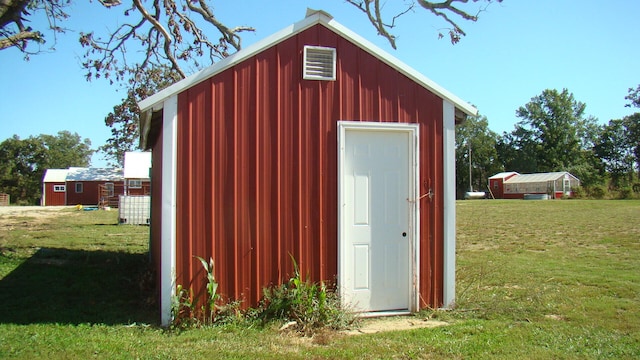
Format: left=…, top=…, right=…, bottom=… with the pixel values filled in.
left=456, top=86, right=640, bottom=199
left=0, top=131, right=93, bottom=205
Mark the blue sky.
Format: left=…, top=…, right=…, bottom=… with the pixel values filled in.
left=1, top=1, right=639, bottom=167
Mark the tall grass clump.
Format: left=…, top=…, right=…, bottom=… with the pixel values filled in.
left=257, top=256, right=355, bottom=336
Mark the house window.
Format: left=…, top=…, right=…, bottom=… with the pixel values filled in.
left=128, top=179, right=142, bottom=189
left=105, top=183, right=114, bottom=197
left=53, top=185, right=66, bottom=192
left=303, top=45, right=336, bottom=81
left=493, top=181, right=498, bottom=189
left=75, top=182, right=83, bottom=193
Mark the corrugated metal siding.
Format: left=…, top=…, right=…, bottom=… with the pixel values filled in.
left=149, top=118, right=163, bottom=308
left=44, top=183, right=66, bottom=206
left=65, top=181, right=100, bottom=205
left=174, top=24, right=444, bottom=309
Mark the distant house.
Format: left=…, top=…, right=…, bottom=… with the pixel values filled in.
left=65, top=167, right=125, bottom=206
left=42, top=169, right=70, bottom=206
left=42, top=167, right=125, bottom=206
left=489, top=172, right=580, bottom=199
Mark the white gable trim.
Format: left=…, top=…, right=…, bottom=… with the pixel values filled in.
left=138, top=11, right=476, bottom=117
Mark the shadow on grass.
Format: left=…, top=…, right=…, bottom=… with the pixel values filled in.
left=0, top=247, right=158, bottom=325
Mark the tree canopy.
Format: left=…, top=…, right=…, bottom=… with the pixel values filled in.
left=455, top=114, right=502, bottom=196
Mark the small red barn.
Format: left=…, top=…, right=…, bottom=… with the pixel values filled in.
left=139, top=10, right=477, bottom=325
left=65, top=167, right=124, bottom=206
left=488, top=172, right=519, bottom=199
left=42, top=169, right=69, bottom=206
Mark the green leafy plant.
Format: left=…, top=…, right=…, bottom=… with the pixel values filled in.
left=195, top=256, right=220, bottom=324
left=257, top=255, right=355, bottom=336
left=171, top=256, right=223, bottom=329
left=170, top=284, right=197, bottom=329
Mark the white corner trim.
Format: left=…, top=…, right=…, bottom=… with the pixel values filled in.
left=442, top=100, right=456, bottom=308
left=160, top=95, right=178, bottom=326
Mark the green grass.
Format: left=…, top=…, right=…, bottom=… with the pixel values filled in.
left=1, top=201, right=639, bottom=359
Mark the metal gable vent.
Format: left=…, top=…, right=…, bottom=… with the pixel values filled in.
left=303, top=45, right=336, bottom=81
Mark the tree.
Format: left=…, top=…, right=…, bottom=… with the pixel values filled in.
left=455, top=114, right=502, bottom=197
left=0, top=0, right=70, bottom=54
left=513, top=88, right=587, bottom=172
left=624, top=85, right=640, bottom=178
left=99, top=66, right=182, bottom=166
left=495, top=127, right=539, bottom=173
left=40, top=131, right=93, bottom=168
left=2, top=1, right=500, bottom=84
left=625, top=84, right=640, bottom=109
left=594, top=118, right=635, bottom=188
left=497, top=89, right=602, bottom=186
left=0, top=131, right=92, bottom=204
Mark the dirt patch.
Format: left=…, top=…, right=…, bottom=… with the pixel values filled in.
left=343, top=316, right=449, bottom=335
left=0, top=206, right=72, bottom=227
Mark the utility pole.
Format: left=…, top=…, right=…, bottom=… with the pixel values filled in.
left=468, top=141, right=472, bottom=192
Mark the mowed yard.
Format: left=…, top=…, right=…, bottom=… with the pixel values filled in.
left=0, top=200, right=638, bottom=359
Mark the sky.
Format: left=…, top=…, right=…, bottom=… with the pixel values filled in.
left=1, top=1, right=639, bottom=167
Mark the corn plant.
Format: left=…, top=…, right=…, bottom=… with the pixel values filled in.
left=171, top=256, right=220, bottom=328
left=194, top=256, right=220, bottom=324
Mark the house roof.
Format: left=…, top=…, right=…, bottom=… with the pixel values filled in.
left=66, top=167, right=124, bottom=182
left=489, top=172, right=519, bottom=180
left=43, top=169, right=69, bottom=183
left=503, top=172, right=579, bottom=184
left=124, top=152, right=151, bottom=179
left=138, top=9, right=477, bottom=118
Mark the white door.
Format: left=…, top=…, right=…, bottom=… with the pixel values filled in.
left=338, top=121, right=418, bottom=313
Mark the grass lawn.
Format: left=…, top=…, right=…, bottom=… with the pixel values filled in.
left=0, top=200, right=639, bottom=359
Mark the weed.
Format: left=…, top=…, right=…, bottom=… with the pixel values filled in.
left=170, top=256, right=236, bottom=329
left=257, top=255, right=355, bottom=336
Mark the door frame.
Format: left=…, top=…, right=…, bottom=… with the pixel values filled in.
left=337, top=120, right=420, bottom=314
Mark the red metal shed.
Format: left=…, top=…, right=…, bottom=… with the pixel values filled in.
left=42, top=169, right=69, bottom=206
left=139, top=10, right=477, bottom=325
left=488, top=172, right=519, bottom=199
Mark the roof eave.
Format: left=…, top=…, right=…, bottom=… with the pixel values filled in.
left=138, top=10, right=477, bottom=116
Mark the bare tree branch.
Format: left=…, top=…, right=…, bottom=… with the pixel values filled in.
left=0, top=0, right=69, bottom=54
left=132, top=0, right=184, bottom=78
left=0, top=29, right=43, bottom=50
left=78, top=0, right=256, bottom=86
left=346, top=0, right=502, bottom=48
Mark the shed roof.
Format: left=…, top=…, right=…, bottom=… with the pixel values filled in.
left=66, top=167, right=124, bottom=182
left=138, top=9, right=476, bottom=120
left=43, top=169, right=69, bottom=183
left=489, top=172, right=519, bottom=180
left=123, top=152, right=151, bottom=179
left=504, top=172, right=578, bottom=184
